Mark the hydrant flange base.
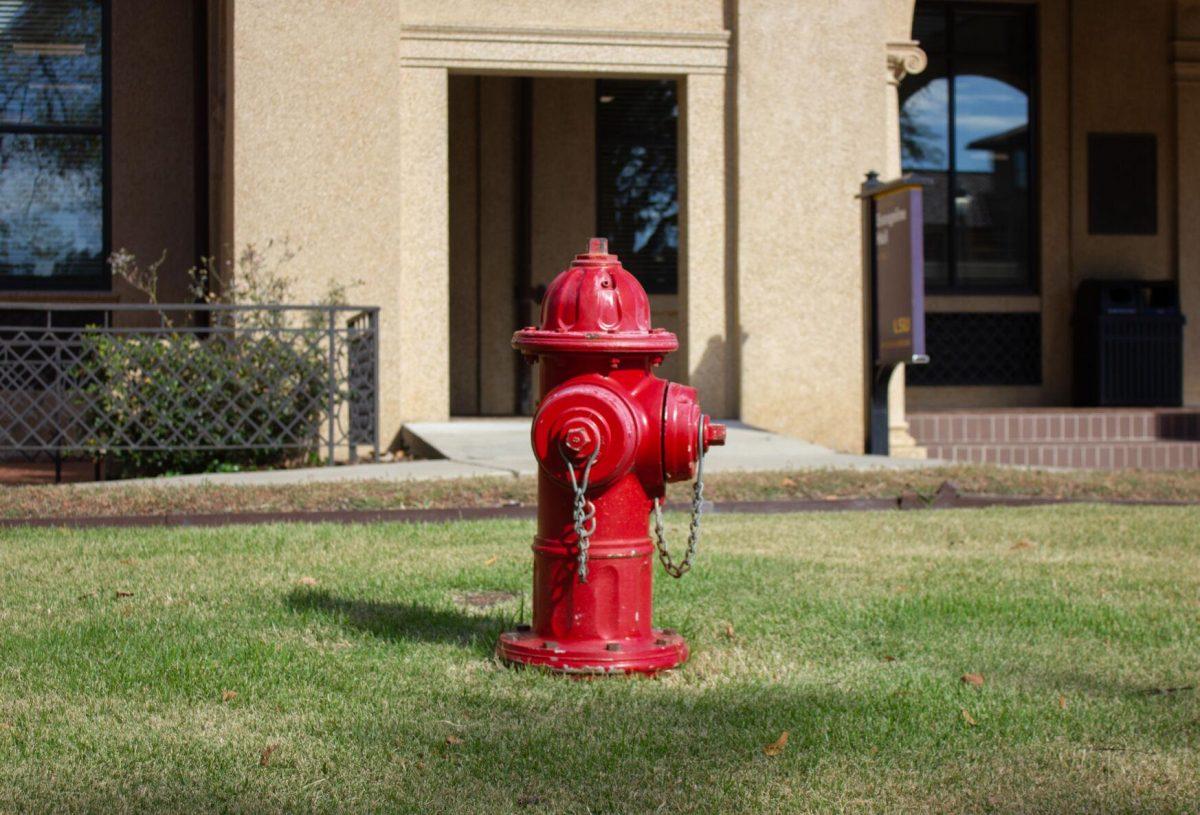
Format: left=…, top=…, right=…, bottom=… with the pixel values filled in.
left=496, top=628, right=687, bottom=675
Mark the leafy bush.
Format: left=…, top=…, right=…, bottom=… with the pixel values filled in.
left=70, top=241, right=357, bottom=477
left=73, top=327, right=328, bottom=476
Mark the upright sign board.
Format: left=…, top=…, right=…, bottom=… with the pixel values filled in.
left=861, top=174, right=928, bottom=455
left=872, top=181, right=926, bottom=366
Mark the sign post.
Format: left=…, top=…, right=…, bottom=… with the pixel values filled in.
left=861, top=173, right=928, bottom=455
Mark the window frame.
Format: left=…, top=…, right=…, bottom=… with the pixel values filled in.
left=906, top=0, right=1040, bottom=296
left=0, top=0, right=111, bottom=292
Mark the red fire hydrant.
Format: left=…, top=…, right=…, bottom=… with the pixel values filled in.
left=497, top=238, right=725, bottom=674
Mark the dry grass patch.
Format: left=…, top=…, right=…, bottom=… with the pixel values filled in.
left=3, top=465, right=1200, bottom=521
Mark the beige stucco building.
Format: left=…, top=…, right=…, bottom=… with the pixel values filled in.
left=4, top=0, right=1200, bottom=456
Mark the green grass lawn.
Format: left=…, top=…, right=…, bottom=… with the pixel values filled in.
left=1, top=507, right=1198, bottom=813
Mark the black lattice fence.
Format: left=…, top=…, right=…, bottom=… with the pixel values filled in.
left=0, top=303, right=379, bottom=476
left=907, top=312, right=1042, bottom=387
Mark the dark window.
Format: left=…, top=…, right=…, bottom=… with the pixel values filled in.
left=0, top=0, right=108, bottom=290
left=596, top=79, right=678, bottom=295
left=1088, top=133, right=1157, bottom=235
left=901, top=2, right=1036, bottom=292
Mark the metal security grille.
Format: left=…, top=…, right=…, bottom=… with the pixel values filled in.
left=907, top=312, right=1041, bottom=386
left=0, top=303, right=379, bottom=469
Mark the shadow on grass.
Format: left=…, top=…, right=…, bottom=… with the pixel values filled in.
left=285, top=588, right=509, bottom=654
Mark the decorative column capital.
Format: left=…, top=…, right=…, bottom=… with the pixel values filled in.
left=886, top=40, right=928, bottom=86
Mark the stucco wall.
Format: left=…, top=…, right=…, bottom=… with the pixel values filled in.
left=1178, top=0, right=1200, bottom=405
left=735, top=0, right=900, bottom=451
left=228, top=1, right=412, bottom=443
left=1070, top=0, right=1176, bottom=286
left=399, top=0, right=725, bottom=33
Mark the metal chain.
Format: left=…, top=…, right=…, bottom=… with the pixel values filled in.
left=560, top=444, right=599, bottom=583
left=653, top=417, right=708, bottom=578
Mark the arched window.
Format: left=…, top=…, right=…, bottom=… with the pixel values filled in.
left=900, top=2, right=1035, bottom=293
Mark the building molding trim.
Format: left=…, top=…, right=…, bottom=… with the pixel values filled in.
left=400, top=25, right=730, bottom=75
left=886, top=40, right=927, bottom=86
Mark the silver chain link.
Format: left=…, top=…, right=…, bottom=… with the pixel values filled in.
left=653, top=417, right=708, bottom=579
left=560, top=444, right=599, bottom=583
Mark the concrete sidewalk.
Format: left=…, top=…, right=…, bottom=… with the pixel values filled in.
left=404, top=419, right=934, bottom=476
left=83, top=419, right=934, bottom=489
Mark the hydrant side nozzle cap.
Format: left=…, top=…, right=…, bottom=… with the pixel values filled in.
left=705, top=419, right=727, bottom=447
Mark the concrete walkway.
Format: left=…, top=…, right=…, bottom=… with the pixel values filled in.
left=404, top=419, right=934, bottom=476
left=85, top=419, right=934, bottom=489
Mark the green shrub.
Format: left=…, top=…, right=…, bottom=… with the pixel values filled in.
left=71, top=327, right=328, bottom=476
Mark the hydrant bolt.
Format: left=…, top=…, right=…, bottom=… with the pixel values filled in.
left=564, top=426, right=590, bottom=453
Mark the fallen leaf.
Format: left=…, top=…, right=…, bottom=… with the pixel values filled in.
left=723, top=623, right=736, bottom=639
left=114, top=590, right=133, bottom=598
left=1011, top=539, right=1035, bottom=551
left=297, top=576, right=318, bottom=587
left=762, top=731, right=789, bottom=756
left=781, top=477, right=796, bottom=488
left=484, top=556, right=499, bottom=566
left=961, top=673, right=985, bottom=687
left=457, top=591, right=518, bottom=609
left=961, top=709, right=977, bottom=727
left=221, top=690, right=238, bottom=703
left=445, top=735, right=464, bottom=746
left=259, top=743, right=279, bottom=766
left=118, top=558, right=137, bottom=566
left=883, top=655, right=897, bottom=662
left=1058, top=695, right=1067, bottom=710
left=869, top=745, right=879, bottom=755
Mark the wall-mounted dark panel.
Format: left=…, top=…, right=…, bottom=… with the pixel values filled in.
left=1087, top=132, right=1157, bottom=235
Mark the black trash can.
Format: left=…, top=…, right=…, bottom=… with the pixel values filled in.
left=1073, top=280, right=1185, bottom=407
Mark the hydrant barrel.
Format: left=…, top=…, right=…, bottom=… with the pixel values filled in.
left=496, top=238, right=723, bottom=674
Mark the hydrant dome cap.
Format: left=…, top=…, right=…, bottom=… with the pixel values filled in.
left=513, top=238, right=678, bottom=356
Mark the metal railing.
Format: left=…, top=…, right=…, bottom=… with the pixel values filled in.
left=0, top=303, right=380, bottom=477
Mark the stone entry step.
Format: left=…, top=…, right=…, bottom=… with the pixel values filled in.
left=910, top=408, right=1200, bottom=470
left=922, top=441, right=1200, bottom=469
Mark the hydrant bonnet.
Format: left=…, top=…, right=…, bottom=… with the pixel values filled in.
left=514, top=238, right=678, bottom=357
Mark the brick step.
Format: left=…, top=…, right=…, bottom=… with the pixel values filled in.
left=924, top=441, right=1200, bottom=470
left=910, top=410, right=1200, bottom=445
